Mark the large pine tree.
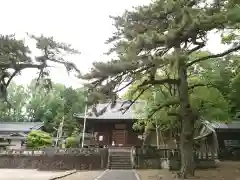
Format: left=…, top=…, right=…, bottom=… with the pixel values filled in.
left=80, top=0, right=240, bottom=178
left=0, top=34, right=80, bottom=103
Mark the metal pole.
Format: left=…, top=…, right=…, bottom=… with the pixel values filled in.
left=55, top=98, right=65, bottom=147
left=156, top=124, right=160, bottom=148
left=55, top=129, right=59, bottom=147
left=153, top=91, right=160, bottom=148
left=59, top=116, right=64, bottom=146
left=81, top=97, right=88, bottom=148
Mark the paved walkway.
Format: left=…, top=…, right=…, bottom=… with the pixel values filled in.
left=95, top=170, right=139, bottom=180
left=0, top=169, right=75, bottom=180
left=60, top=171, right=103, bottom=180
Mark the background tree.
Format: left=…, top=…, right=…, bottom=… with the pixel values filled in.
left=61, top=87, right=86, bottom=136
left=0, top=79, right=87, bottom=136
left=7, top=82, right=28, bottom=121
left=196, top=56, right=240, bottom=117
left=80, top=1, right=240, bottom=178
left=25, top=81, right=86, bottom=136
left=230, top=73, right=240, bottom=116
left=0, top=82, right=27, bottom=121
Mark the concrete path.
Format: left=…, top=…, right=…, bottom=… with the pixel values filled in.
left=0, top=169, right=76, bottom=180
left=60, top=171, right=104, bottom=180
left=95, top=170, right=140, bottom=180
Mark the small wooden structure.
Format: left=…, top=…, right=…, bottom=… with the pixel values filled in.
left=191, top=120, right=240, bottom=160
left=74, top=101, right=143, bottom=147
left=194, top=121, right=219, bottom=160
left=212, top=121, right=240, bottom=160
left=143, top=120, right=220, bottom=160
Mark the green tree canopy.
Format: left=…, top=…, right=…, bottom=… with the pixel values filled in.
left=25, top=81, right=87, bottom=136
left=0, top=80, right=87, bottom=137
left=123, top=56, right=232, bottom=135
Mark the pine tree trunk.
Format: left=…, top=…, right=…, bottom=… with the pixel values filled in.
left=179, top=116, right=195, bottom=179
left=176, top=49, right=196, bottom=179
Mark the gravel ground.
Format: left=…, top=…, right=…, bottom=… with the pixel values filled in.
left=137, top=169, right=173, bottom=180
left=137, top=161, right=240, bottom=180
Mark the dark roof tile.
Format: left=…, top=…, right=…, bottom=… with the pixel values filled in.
left=0, top=122, right=43, bottom=132
left=74, top=100, right=145, bottom=120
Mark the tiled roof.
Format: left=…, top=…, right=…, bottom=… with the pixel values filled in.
left=74, top=100, right=145, bottom=120
left=0, top=122, right=43, bottom=132
left=210, top=121, right=240, bottom=129
left=194, top=120, right=240, bottom=140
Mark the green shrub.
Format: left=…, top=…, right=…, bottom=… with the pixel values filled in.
left=27, top=130, right=52, bottom=149
left=66, top=136, right=80, bottom=148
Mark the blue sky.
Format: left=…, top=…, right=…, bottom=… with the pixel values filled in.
left=1, top=0, right=227, bottom=88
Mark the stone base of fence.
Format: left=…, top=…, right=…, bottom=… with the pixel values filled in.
left=0, top=148, right=108, bottom=171
left=134, top=146, right=218, bottom=170
left=0, top=154, right=107, bottom=170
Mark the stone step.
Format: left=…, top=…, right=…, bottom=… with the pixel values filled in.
left=110, top=158, right=131, bottom=162
left=109, top=163, right=132, bottom=167
left=110, top=160, right=132, bottom=163
left=110, top=164, right=132, bottom=167
left=109, top=151, right=131, bottom=153
left=109, top=158, right=132, bottom=162
left=108, top=148, right=133, bottom=170
left=109, top=167, right=133, bottom=169
left=109, top=148, right=132, bottom=150
left=109, top=160, right=132, bottom=164
left=108, top=160, right=132, bottom=169
left=109, top=152, right=131, bottom=156
left=109, top=164, right=132, bottom=168
left=109, top=155, right=131, bottom=158
left=109, top=147, right=132, bottom=150
left=109, top=164, right=133, bottom=168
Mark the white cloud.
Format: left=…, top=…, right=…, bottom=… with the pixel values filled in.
left=1, top=0, right=228, bottom=88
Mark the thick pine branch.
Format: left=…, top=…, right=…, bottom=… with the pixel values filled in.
left=187, top=44, right=240, bottom=66
left=147, top=99, right=180, bottom=119
left=140, top=78, right=180, bottom=87
left=0, top=62, right=45, bottom=69
left=6, top=70, right=20, bottom=87
left=188, top=83, right=209, bottom=90
left=121, top=86, right=150, bottom=114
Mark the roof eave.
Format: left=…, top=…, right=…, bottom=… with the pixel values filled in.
left=74, top=113, right=142, bottom=120
left=74, top=116, right=142, bottom=121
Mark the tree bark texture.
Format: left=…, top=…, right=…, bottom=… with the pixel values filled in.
left=176, top=49, right=196, bottom=179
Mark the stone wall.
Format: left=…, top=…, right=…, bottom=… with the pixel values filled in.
left=134, top=146, right=217, bottom=170
left=0, top=148, right=108, bottom=170
left=134, top=146, right=167, bottom=169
